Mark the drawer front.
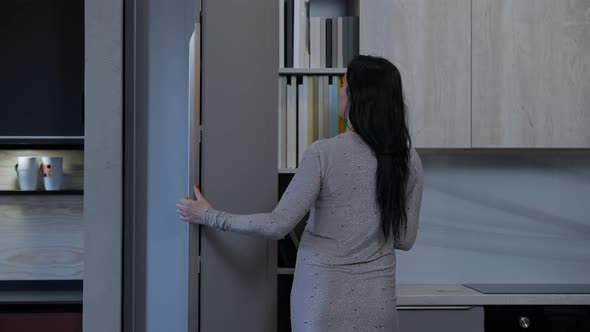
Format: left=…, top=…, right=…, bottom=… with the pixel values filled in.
left=398, top=306, right=484, bottom=332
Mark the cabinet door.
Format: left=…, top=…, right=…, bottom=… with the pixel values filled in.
left=472, top=0, right=590, bottom=148
left=200, top=0, right=278, bottom=331
left=398, top=306, right=484, bottom=332
left=359, top=0, right=471, bottom=148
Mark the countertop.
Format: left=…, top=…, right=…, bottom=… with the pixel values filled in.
left=1, top=282, right=589, bottom=306
left=396, top=284, right=590, bottom=306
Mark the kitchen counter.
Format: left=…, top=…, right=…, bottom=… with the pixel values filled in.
left=397, top=284, right=590, bottom=306
left=2, top=283, right=589, bottom=306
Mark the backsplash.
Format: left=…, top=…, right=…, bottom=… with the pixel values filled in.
left=396, top=150, right=590, bottom=284
left=0, top=150, right=83, bottom=191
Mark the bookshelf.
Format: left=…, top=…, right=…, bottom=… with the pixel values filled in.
left=278, top=0, right=359, bottom=171
left=277, top=1, right=360, bottom=331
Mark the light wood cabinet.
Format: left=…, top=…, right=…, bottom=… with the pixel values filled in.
left=472, top=0, right=590, bottom=148
left=359, top=0, right=472, bottom=148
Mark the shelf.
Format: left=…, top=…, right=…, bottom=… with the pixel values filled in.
left=279, top=68, right=347, bottom=75
left=277, top=268, right=295, bottom=275
left=0, top=190, right=84, bottom=196
left=0, top=280, right=82, bottom=305
left=0, top=138, right=84, bottom=150
left=278, top=168, right=297, bottom=174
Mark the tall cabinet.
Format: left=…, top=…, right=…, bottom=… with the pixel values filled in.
left=359, top=0, right=472, bottom=148
left=472, top=0, right=590, bottom=148
left=198, top=0, right=278, bottom=331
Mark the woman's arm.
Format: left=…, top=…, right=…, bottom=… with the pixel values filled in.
left=395, top=151, right=424, bottom=251
left=194, top=142, right=323, bottom=240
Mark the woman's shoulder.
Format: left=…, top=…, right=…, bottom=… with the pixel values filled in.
left=308, top=132, right=350, bottom=151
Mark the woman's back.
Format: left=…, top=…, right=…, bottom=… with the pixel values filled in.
left=298, top=132, right=422, bottom=268
left=290, top=131, right=423, bottom=331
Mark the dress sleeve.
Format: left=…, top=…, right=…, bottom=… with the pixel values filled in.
left=200, top=142, right=323, bottom=240
left=395, top=151, right=424, bottom=250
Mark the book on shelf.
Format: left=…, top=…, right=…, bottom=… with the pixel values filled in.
left=293, top=0, right=309, bottom=68
left=303, top=0, right=310, bottom=67
left=307, top=76, right=314, bottom=147
left=278, top=76, right=287, bottom=168
left=353, top=16, right=359, bottom=60
left=279, top=0, right=285, bottom=68
left=309, top=17, right=321, bottom=68
left=285, top=0, right=294, bottom=67
left=286, top=77, right=298, bottom=169
left=320, top=19, right=326, bottom=69
left=279, top=74, right=347, bottom=168
left=293, top=0, right=301, bottom=67
left=326, top=19, right=333, bottom=69
left=297, top=77, right=308, bottom=163
left=280, top=0, right=359, bottom=69
left=328, top=76, right=336, bottom=138
left=317, top=76, right=324, bottom=138
left=336, top=17, right=344, bottom=68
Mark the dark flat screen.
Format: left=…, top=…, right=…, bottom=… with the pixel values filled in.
left=0, top=0, right=84, bottom=137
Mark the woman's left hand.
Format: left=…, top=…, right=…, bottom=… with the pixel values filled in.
left=176, top=186, right=212, bottom=225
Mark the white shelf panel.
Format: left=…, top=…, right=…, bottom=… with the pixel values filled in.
left=278, top=168, right=297, bottom=174
left=279, top=68, right=347, bottom=75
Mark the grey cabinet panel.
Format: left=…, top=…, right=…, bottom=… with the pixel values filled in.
left=473, top=0, right=590, bottom=148
left=84, top=0, right=123, bottom=330
left=359, top=0, right=471, bottom=148
left=200, top=0, right=278, bottom=331
left=398, top=306, right=484, bottom=332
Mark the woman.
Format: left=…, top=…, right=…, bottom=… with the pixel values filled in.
left=177, top=55, right=423, bottom=331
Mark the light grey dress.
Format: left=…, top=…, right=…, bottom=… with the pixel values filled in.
left=202, top=131, right=424, bottom=332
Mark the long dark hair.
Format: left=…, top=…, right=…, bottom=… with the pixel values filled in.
left=346, top=55, right=412, bottom=241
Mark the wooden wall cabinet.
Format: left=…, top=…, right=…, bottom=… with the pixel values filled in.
left=359, top=0, right=472, bottom=148
left=360, top=0, right=590, bottom=149
left=472, top=0, right=590, bottom=148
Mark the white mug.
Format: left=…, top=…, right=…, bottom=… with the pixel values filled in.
left=40, top=157, right=63, bottom=191
left=14, top=157, right=39, bottom=191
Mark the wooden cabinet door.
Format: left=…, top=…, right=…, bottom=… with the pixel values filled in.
left=359, top=0, right=472, bottom=148
left=472, top=0, right=590, bottom=148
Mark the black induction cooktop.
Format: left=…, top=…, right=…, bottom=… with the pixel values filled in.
left=463, top=284, right=590, bottom=294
